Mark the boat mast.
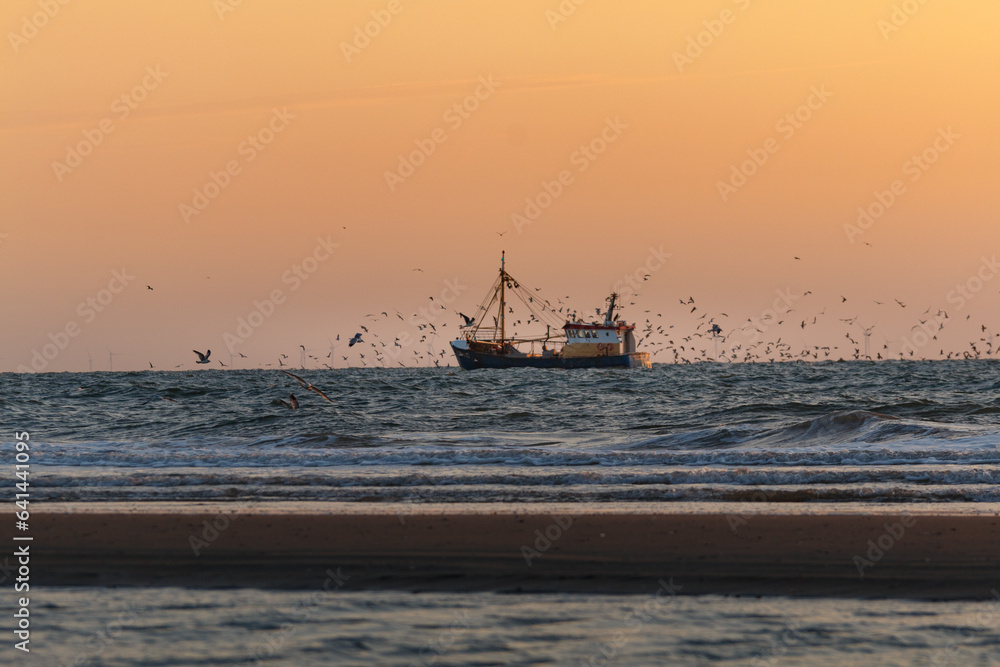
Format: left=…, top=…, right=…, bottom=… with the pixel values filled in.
left=499, top=250, right=505, bottom=345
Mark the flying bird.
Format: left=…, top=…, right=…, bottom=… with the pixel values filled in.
left=281, top=370, right=334, bottom=403
left=279, top=393, right=299, bottom=410
left=349, top=333, right=363, bottom=347
left=193, top=350, right=211, bottom=364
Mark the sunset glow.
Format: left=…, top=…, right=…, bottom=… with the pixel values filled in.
left=3, top=1, right=998, bottom=371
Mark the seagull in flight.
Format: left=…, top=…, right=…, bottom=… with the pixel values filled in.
left=279, top=393, right=299, bottom=410
left=193, top=350, right=211, bottom=364
left=349, top=333, right=363, bottom=347
left=459, top=313, right=475, bottom=327
left=281, top=370, right=334, bottom=403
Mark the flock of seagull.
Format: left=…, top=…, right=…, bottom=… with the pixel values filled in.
left=173, top=303, right=999, bottom=383
left=120, top=278, right=1000, bottom=408
left=138, top=266, right=1000, bottom=380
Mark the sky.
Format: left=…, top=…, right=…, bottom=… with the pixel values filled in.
left=2, top=0, right=999, bottom=371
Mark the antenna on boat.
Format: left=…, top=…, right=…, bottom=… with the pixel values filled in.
left=605, top=293, right=618, bottom=324
left=499, top=250, right=505, bottom=345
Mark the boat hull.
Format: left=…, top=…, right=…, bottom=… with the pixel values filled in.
left=451, top=340, right=650, bottom=370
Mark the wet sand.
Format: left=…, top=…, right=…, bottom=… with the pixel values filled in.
left=18, top=510, right=1000, bottom=598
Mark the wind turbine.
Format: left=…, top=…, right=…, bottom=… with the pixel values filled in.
left=300, top=342, right=323, bottom=369
left=107, top=348, right=123, bottom=371
left=85, top=347, right=93, bottom=372
left=708, top=323, right=723, bottom=361
left=856, top=321, right=877, bottom=360
left=426, top=333, right=439, bottom=365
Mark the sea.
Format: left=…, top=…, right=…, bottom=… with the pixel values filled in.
left=4, top=361, right=1000, bottom=665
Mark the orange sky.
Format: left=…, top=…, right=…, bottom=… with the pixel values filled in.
left=2, top=1, right=999, bottom=371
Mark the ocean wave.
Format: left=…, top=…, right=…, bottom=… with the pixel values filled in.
left=9, top=365, right=1000, bottom=504
left=627, top=411, right=988, bottom=450
left=27, top=437, right=1000, bottom=469
left=31, top=480, right=1000, bottom=504
left=753, top=410, right=954, bottom=446
left=33, top=465, right=1000, bottom=489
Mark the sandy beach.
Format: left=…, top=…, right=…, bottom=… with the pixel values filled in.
left=18, top=509, right=1000, bottom=598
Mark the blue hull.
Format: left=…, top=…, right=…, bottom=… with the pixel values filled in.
left=451, top=342, right=650, bottom=370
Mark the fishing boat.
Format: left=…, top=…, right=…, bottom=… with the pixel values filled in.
left=450, top=252, right=651, bottom=370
